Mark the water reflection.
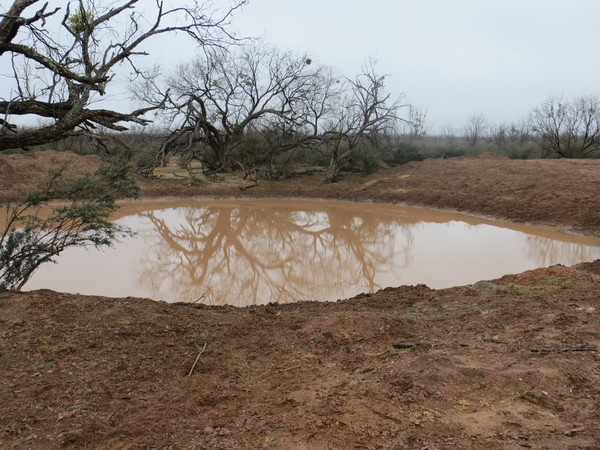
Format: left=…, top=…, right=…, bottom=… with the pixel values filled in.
left=23, top=200, right=600, bottom=305
left=135, top=203, right=413, bottom=306
left=524, top=235, right=597, bottom=267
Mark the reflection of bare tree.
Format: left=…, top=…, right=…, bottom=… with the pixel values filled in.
left=524, top=235, right=600, bottom=267
left=135, top=204, right=415, bottom=305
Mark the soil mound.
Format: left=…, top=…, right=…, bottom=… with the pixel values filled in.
left=574, top=259, right=600, bottom=275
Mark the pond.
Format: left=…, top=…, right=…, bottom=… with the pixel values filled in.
left=23, top=199, right=600, bottom=306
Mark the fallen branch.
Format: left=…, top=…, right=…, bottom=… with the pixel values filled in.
left=370, top=408, right=403, bottom=424
left=188, top=342, right=207, bottom=376
left=275, top=364, right=302, bottom=374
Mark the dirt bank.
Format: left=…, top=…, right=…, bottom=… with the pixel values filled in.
left=138, top=154, right=600, bottom=237
left=1, top=151, right=599, bottom=449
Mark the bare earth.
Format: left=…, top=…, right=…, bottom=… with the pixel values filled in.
left=1, top=151, right=599, bottom=449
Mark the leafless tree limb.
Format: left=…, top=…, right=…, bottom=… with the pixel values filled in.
left=0, top=0, right=247, bottom=150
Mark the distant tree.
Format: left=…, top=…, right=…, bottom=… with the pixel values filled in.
left=407, top=106, right=428, bottom=140
left=0, top=0, right=246, bottom=151
left=464, top=113, right=488, bottom=146
left=531, top=95, right=600, bottom=158
left=491, top=120, right=532, bottom=146
left=441, top=125, right=458, bottom=145
left=0, top=159, right=139, bottom=292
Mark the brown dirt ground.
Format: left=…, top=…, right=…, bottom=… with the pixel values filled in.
left=1, top=151, right=599, bottom=449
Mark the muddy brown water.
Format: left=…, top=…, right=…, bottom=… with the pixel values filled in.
left=20, top=199, right=600, bottom=306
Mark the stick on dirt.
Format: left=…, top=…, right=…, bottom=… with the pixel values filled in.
left=188, top=342, right=208, bottom=376
left=275, top=364, right=302, bottom=373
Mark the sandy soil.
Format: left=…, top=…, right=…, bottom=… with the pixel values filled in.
left=1, top=151, right=599, bottom=449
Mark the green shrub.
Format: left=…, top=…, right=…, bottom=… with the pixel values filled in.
left=382, top=141, right=423, bottom=166
left=350, top=144, right=381, bottom=174
left=0, top=159, right=139, bottom=292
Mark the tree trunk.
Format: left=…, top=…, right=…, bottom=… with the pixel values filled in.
left=325, top=154, right=341, bottom=183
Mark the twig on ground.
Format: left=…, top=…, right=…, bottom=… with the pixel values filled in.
left=370, top=408, right=403, bottom=424
left=188, top=342, right=208, bottom=376
left=275, top=364, right=302, bottom=373
left=239, top=183, right=259, bottom=191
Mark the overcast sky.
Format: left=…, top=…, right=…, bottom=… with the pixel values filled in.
left=2, top=1, right=599, bottom=133
left=225, top=0, right=600, bottom=132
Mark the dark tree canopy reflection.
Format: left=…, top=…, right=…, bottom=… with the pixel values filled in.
left=524, top=235, right=599, bottom=267
left=136, top=203, right=414, bottom=305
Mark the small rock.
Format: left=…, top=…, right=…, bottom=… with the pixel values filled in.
left=203, top=426, right=214, bottom=435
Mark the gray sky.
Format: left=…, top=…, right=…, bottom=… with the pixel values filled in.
left=225, top=0, right=600, bottom=132
left=2, top=0, right=599, bottom=133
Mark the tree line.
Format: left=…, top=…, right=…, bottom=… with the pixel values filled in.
left=438, top=95, right=600, bottom=159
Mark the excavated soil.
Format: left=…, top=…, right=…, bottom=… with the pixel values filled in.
left=1, top=151, right=599, bottom=449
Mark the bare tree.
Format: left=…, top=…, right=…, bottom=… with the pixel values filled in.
left=491, top=120, right=532, bottom=146
left=0, top=0, right=246, bottom=151
left=321, top=61, right=408, bottom=183
left=440, top=125, right=458, bottom=145
left=463, top=113, right=488, bottom=146
left=144, top=42, right=331, bottom=174
left=142, top=50, right=408, bottom=181
left=406, top=106, right=428, bottom=140
left=531, top=95, right=600, bottom=158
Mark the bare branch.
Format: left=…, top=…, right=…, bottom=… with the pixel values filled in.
left=0, top=0, right=60, bottom=55
left=0, top=0, right=247, bottom=151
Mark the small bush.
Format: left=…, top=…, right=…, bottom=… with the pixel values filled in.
left=350, top=145, right=381, bottom=174
left=383, top=141, right=423, bottom=166
left=0, top=159, right=139, bottom=292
